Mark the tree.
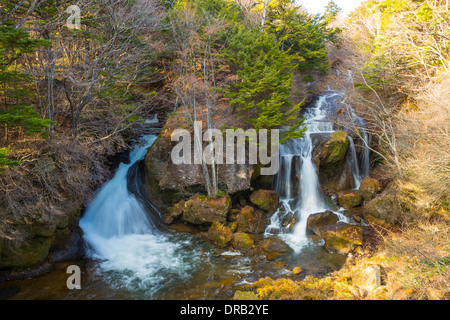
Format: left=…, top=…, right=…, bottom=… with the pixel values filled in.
left=0, top=26, right=52, bottom=144
left=223, top=25, right=306, bottom=143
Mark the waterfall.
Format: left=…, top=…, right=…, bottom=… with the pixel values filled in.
left=80, top=135, right=199, bottom=296
left=266, top=91, right=370, bottom=252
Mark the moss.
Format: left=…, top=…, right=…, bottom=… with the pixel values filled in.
left=0, top=236, right=54, bottom=269
left=337, top=191, right=362, bottom=209
left=208, top=222, right=233, bottom=248
left=233, top=291, right=259, bottom=300
left=231, top=232, right=255, bottom=249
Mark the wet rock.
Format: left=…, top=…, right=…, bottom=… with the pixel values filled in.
left=208, top=222, right=233, bottom=248
left=236, top=206, right=267, bottom=234
left=313, top=131, right=350, bottom=184
left=249, top=190, right=280, bottom=215
left=320, top=222, right=363, bottom=254
left=231, top=233, right=255, bottom=249
left=306, top=210, right=339, bottom=236
left=337, top=190, right=362, bottom=209
left=359, top=177, right=382, bottom=201
left=259, top=237, right=291, bottom=260
left=182, top=194, right=231, bottom=225
left=164, top=200, right=186, bottom=224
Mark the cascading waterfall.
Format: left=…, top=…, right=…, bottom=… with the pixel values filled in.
left=266, top=91, right=370, bottom=252
left=80, top=135, right=199, bottom=296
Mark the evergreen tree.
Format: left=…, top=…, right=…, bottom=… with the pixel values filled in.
left=223, top=26, right=306, bottom=143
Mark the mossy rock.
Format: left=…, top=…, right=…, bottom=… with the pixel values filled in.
left=182, top=194, right=231, bottom=225
left=359, top=177, right=382, bottom=200
left=233, top=290, right=259, bottom=300
left=164, top=200, right=186, bottom=224
left=0, top=236, right=54, bottom=269
left=259, top=237, right=291, bottom=260
left=306, top=210, right=339, bottom=236
left=337, top=190, right=362, bottom=209
left=231, top=233, right=255, bottom=249
left=207, top=222, right=233, bottom=248
left=313, top=131, right=350, bottom=183
left=249, top=189, right=280, bottom=215
left=236, top=206, right=266, bottom=234
left=320, top=222, right=363, bottom=254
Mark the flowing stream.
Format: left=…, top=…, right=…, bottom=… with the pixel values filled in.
left=267, top=91, right=370, bottom=251
left=0, top=90, right=370, bottom=300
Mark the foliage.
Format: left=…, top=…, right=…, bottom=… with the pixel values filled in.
left=223, top=25, right=307, bottom=143
left=0, top=26, right=52, bottom=137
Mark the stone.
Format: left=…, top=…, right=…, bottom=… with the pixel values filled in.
left=231, top=233, right=255, bottom=249
left=306, top=210, right=339, bottom=236
left=320, top=222, right=363, bottom=254
left=337, top=190, right=362, bottom=209
left=359, top=177, right=382, bottom=200
left=352, top=265, right=382, bottom=291
left=249, top=190, right=280, bottom=215
left=363, top=189, right=402, bottom=227
left=207, top=222, right=233, bottom=248
left=293, top=267, right=302, bottom=275
left=236, top=206, right=267, bottom=234
left=259, top=237, right=291, bottom=260
left=164, top=200, right=185, bottom=224
left=182, top=194, right=231, bottom=225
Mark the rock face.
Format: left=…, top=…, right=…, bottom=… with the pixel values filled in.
left=306, top=210, right=339, bottom=236
left=359, top=177, right=382, bottom=201
left=0, top=205, right=83, bottom=272
left=143, top=125, right=257, bottom=212
left=320, top=222, right=363, bottom=254
left=179, top=194, right=231, bottom=226
left=249, top=189, right=280, bottom=215
left=337, top=190, right=363, bottom=209
left=312, top=131, right=350, bottom=184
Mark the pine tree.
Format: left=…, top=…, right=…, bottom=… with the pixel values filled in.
left=0, top=27, right=52, bottom=135
left=223, top=26, right=306, bottom=143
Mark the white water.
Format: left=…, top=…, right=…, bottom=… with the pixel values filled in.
left=80, top=135, right=200, bottom=296
left=266, top=91, right=370, bottom=252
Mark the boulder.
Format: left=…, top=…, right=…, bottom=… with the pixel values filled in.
left=208, top=222, right=233, bottom=248
left=306, top=210, right=339, bottom=236
left=363, top=189, right=402, bottom=227
left=259, top=237, right=291, bottom=260
left=352, top=265, right=383, bottom=291
left=359, top=177, right=382, bottom=200
left=144, top=123, right=257, bottom=211
left=182, top=194, right=231, bottom=225
left=249, top=189, right=280, bottom=215
left=164, top=200, right=185, bottom=224
left=231, top=233, right=255, bottom=249
left=236, top=206, right=267, bottom=234
left=337, top=190, right=363, bottom=209
left=320, top=222, right=363, bottom=254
